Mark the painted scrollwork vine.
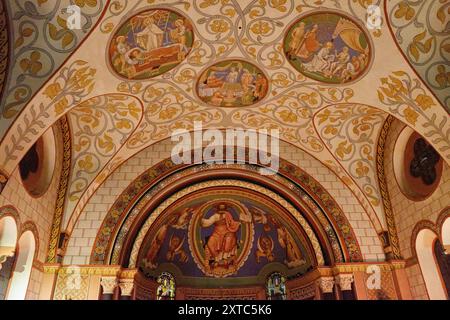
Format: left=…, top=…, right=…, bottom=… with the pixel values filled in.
left=65, top=94, right=142, bottom=214
left=377, top=70, right=450, bottom=160
left=387, top=0, right=450, bottom=111
left=1, top=60, right=96, bottom=170
left=314, top=104, right=387, bottom=207
left=0, top=0, right=106, bottom=138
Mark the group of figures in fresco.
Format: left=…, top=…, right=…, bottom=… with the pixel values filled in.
left=197, top=61, right=269, bottom=107
left=109, top=9, right=371, bottom=106
left=141, top=198, right=307, bottom=279
left=284, top=13, right=370, bottom=84
left=110, top=9, right=194, bottom=80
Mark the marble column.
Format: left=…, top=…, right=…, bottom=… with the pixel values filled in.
left=316, top=277, right=335, bottom=300
left=100, top=276, right=117, bottom=300
left=119, top=279, right=134, bottom=300
left=335, top=274, right=355, bottom=300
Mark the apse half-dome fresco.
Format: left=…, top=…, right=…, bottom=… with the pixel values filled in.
left=138, top=189, right=313, bottom=286
left=284, top=12, right=371, bottom=84
left=109, top=9, right=194, bottom=80
left=196, top=60, right=269, bottom=107
left=0, top=0, right=449, bottom=303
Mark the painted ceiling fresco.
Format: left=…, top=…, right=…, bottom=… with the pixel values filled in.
left=386, top=0, right=449, bottom=112
left=0, top=0, right=108, bottom=137
left=0, top=0, right=448, bottom=254
left=137, top=188, right=313, bottom=285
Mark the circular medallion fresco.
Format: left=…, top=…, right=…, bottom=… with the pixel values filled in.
left=197, top=60, right=269, bottom=107
left=109, top=9, right=194, bottom=80
left=284, top=12, right=371, bottom=84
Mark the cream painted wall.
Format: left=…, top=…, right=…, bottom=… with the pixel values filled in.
left=0, top=125, right=63, bottom=299
left=384, top=119, right=450, bottom=300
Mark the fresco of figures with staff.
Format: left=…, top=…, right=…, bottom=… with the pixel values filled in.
left=109, top=9, right=194, bottom=80
left=197, top=60, right=269, bottom=108
left=284, top=12, right=371, bottom=84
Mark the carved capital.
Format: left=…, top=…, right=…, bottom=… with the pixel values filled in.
left=119, top=279, right=134, bottom=297
left=316, top=276, right=335, bottom=293
left=335, top=274, right=354, bottom=291
left=100, top=276, right=117, bottom=295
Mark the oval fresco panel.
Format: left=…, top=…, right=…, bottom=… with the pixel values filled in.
left=197, top=60, right=269, bottom=107
left=284, top=12, right=371, bottom=84
left=109, top=9, right=194, bottom=80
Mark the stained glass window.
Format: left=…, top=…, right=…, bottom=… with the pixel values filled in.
left=156, top=272, right=176, bottom=300
left=266, top=272, right=287, bottom=300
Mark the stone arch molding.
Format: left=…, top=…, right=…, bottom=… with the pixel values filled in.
left=63, top=137, right=386, bottom=266
left=89, top=160, right=364, bottom=267
left=79, top=144, right=384, bottom=262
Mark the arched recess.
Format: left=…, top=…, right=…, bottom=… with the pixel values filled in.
left=89, top=149, right=365, bottom=271
left=442, top=218, right=450, bottom=252
left=437, top=208, right=450, bottom=253
left=6, top=226, right=37, bottom=300
left=414, top=223, right=448, bottom=300
left=89, top=155, right=366, bottom=297
left=0, top=211, right=18, bottom=300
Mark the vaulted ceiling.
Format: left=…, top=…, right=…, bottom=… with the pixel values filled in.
left=0, top=0, right=448, bottom=244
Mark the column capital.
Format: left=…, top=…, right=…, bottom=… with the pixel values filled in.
left=335, top=274, right=354, bottom=291
left=316, top=276, right=335, bottom=293
left=100, top=276, right=117, bottom=295
left=119, top=279, right=134, bottom=297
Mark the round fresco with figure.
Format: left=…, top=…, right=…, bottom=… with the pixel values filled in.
left=188, top=199, right=255, bottom=278
left=138, top=188, right=312, bottom=283
left=109, top=9, right=194, bottom=80
left=197, top=60, right=269, bottom=107
left=284, top=12, right=371, bottom=84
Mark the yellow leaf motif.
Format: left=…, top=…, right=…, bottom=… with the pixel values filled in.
left=116, top=119, right=131, bottom=130
left=78, top=155, right=94, bottom=171
left=250, top=21, right=272, bottom=35
left=159, top=107, right=178, bottom=120
left=317, top=109, right=330, bottom=125
left=54, top=97, right=69, bottom=115
left=278, top=110, right=298, bottom=123
left=336, top=141, right=353, bottom=160
left=270, top=0, right=287, bottom=12
left=99, top=134, right=114, bottom=153
left=74, top=0, right=98, bottom=7
left=394, top=2, right=415, bottom=20
left=324, top=125, right=338, bottom=135
left=403, top=106, right=418, bottom=125
left=414, top=94, right=435, bottom=110
left=44, top=83, right=62, bottom=99
left=355, top=161, right=369, bottom=177
left=199, top=0, right=219, bottom=9
left=210, top=19, right=229, bottom=33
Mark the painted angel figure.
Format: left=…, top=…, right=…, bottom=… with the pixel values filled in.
left=201, top=204, right=251, bottom=270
